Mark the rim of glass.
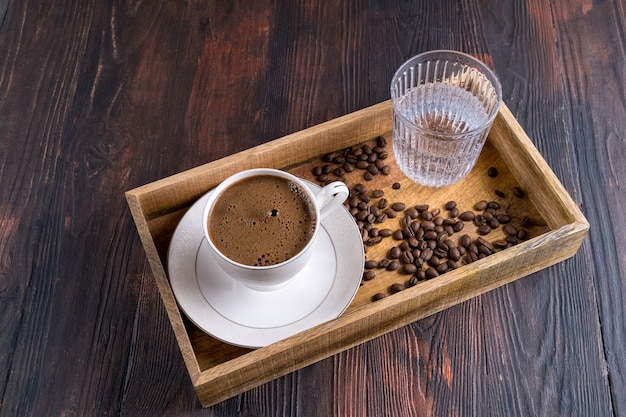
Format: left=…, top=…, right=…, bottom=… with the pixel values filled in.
left=390, top=49, right=502, bottom=139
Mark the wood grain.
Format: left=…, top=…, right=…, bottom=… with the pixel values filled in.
left=0, top=0, right=623, bottom=415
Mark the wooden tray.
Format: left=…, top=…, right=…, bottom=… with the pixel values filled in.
left=125, top=101, right=589, bottom=407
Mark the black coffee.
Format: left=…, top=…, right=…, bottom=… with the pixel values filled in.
left=208, top=175, right=316, bottom=266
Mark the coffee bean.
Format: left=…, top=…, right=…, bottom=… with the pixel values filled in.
left=377, top=198, right=388, bottom=209
left=445, top=201, right=457, bottom=210
left=363, top=172, right=373, bottom=181
left=477, top=237, right=494, bottom=251
left=401, top=250, right=415, bottom=264
left=496, top=214, right=511, bottom=224
left=449, top=207, right=459, bottom=218
left=473, top=215, right=486, bottom=226
left=474, top=200, right=488, bottom=211
left=488, top=167, right=498, bottom=177
left=391, top=202, right=406, bottom=211
left=402, top=264, right=418, bottom=274
left=487, top=201, right=501, bottom=210
left=409, top=276, right=419, bottom=287
left=494, top=239, right=509, bottom=248
left=459, top=211, right=475, bottom=221
left=393, top=229, right=404, bottom=240
left=362, top=270, right=376, bottom=281
left=495, top=189, right=506, bottom=198
left=421, top=220, right=435, bottom=230
left=389, top=246, right=402, bottom=259
left=355, top=160, right=369, bottom=169
left=365, top=260, right=378, bottom=270
left=453, top=221, right=465, bottom=232
left=354, top=183, right=366, bottom=194
left=386, top=261, right=400, bottom=271
left=517, top=229, right=528, bottom=240
left=513, top=186, right=525, bottom=198
left=478, top=224, right=492, bottom=235
left=379, top=228, right=393, bottom=237
left=385, top=208, right=398, bottom=218
left=378, top=259, right=390, bottom=269
left=371, top=189, right=384, bottom=198
left=392, top=182, right=401, bottom=189
left=343, top=162, right=354, bottom=172
left=459, top=234, right=472, bottom=248
left=372, top=293, right=386, bottom=301
left=405, top=207, right=419, bottom=219
left=503, top=224, right=517, bottom=236
left=312, top=166, right=323, bottom=176
left=381, top=166, right=392, bottom=175
left=421, top=211, right=433, bottom=221
left=425, top=267, right=439, bottom=279
left=390, top=283, right=405, bottom=293
left=376, top=135, right=387, bottom=147
left=448, top=247, right=461, bottom=261
left=365, top=236, right=383, bottom=245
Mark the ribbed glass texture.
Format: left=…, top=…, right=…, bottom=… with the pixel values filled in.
left=390, top=50, right=502, bottom=188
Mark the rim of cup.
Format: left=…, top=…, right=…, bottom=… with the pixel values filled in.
left=202, top=168, right=321, bottom=271
left=390, top=49, right=502, bottom=139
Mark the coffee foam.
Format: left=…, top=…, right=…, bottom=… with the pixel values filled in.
left=208, top=175, right=316, bottom=266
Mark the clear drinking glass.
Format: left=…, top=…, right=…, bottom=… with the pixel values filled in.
left=390, top=50, right=502, bottom=188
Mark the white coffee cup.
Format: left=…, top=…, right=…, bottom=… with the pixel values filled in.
left=202, top=168, right=349, bottom=291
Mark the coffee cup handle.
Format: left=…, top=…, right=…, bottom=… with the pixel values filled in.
left=315, top=181, right=349, bottom=218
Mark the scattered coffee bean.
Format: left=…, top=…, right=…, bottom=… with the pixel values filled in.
left=364, top=260, right=378, bottom=269
left=403, top=264, right=418, bottom=274
left=392, top=182, right=401, bottom=189
left=390, top=283, right=405, bottom=293
left=503, top=224, right=518, bottom=236
left=386, top=261, right=400, bottom=271
left=362, top=270, right=376, bottom=281
left=513, top=186, right=525, bottom=198
left=478, top=224, right=492, bottom=235
left=459, top=211, right=475, bottom=221
left=495, top=189, right=506, bottom=198
left=488, top=167, right=498, bottom=177
left=405, top=207, right=419, bottom=219
left=474, top=200, right=488, bottom=211
left=372, top=293, right=386, bottom=301
left=445, top=201, right=457, bottom=210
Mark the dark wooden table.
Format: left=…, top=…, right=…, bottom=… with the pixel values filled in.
left=1, top=1, right=624, bottom=416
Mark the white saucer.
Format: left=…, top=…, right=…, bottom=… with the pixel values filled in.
left=167, top=182, right=364, bottom=348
